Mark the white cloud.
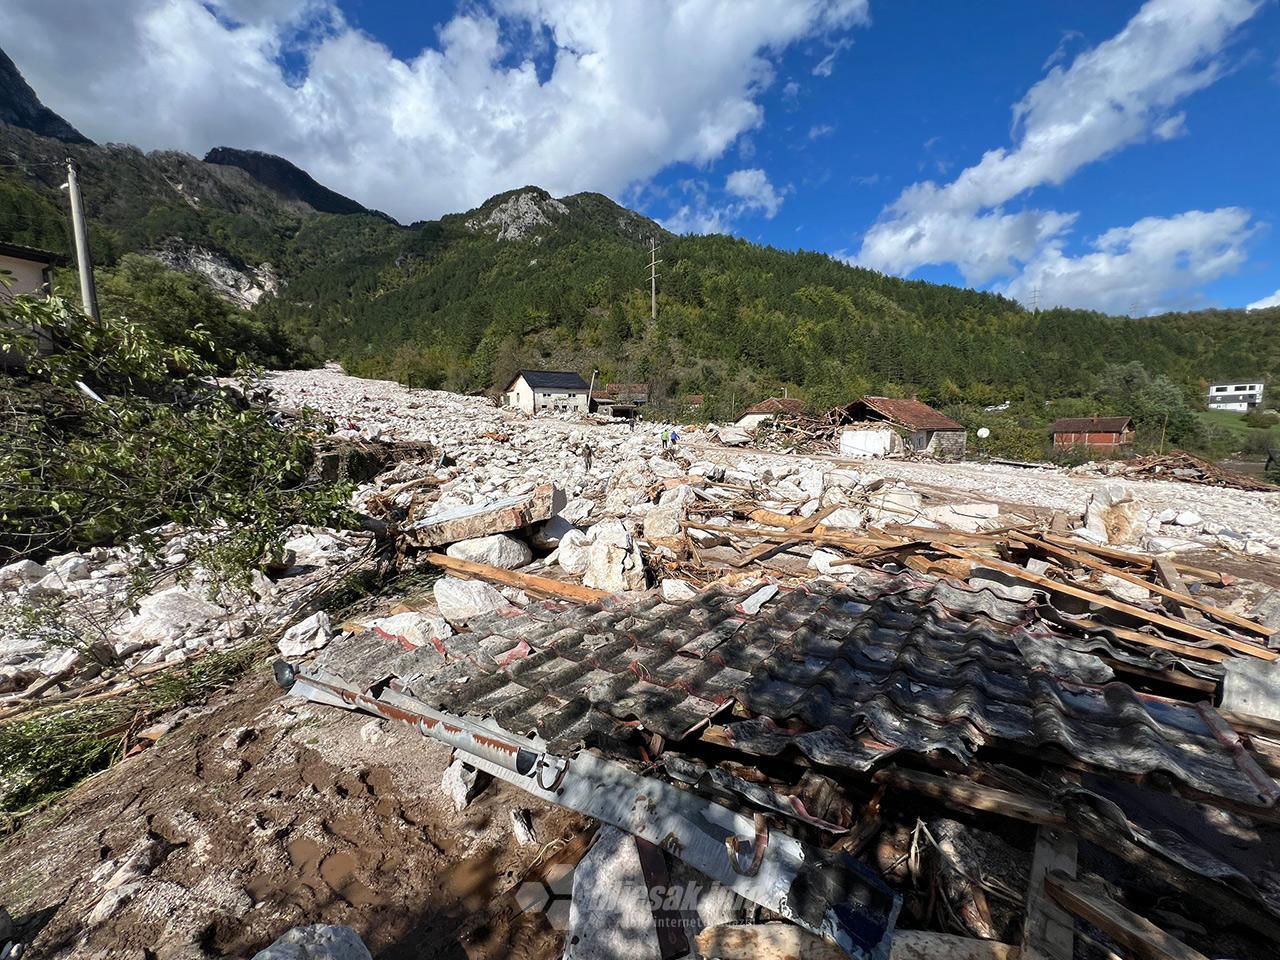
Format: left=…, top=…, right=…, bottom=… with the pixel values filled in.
left=1247, top=288, right=1280, bottom=310
left=808, top=123, right=834, bottom=139
left=855, top=0, right=1260, bottom=293
left=664, top=166, right=786, bottom=233
left=999, top=208, right=1255, bottom=313
left=726, top=167, right=784, bottom=217
left=0, top=0, right=869, bottom=222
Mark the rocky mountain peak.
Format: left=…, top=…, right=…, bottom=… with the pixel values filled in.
left=0, top=47, right=91, bottom=144
left=463, top=187, right=570, bottom=242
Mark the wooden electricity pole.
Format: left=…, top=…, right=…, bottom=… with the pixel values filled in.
left=648, top=236, right=661, bottom=321
left=64, top=158, right=99, bottom=321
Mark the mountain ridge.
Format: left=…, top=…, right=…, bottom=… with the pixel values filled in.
left=0, top=49, right=90, bottom=144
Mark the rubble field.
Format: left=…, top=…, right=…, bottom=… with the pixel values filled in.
left=3, top=364, right=1280, bottom=960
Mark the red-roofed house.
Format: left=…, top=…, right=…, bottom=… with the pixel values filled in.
left=841, top=396, right=967, bottom=458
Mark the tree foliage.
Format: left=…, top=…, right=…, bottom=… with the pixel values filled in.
left=0, top=292, right=351, bottom=567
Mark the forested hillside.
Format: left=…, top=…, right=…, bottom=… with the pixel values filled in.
left=1, top=48, right=1276, bottom=457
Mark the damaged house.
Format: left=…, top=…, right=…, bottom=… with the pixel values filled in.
left=841, top=396, right=967, bottom=458
left=735, top=397, right=806, bottom=431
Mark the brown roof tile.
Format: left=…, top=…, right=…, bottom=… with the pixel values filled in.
left=848, top=396, right=963, bottom=431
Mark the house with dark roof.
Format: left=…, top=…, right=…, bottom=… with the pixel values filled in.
left=735, top=396, right=806, bottom=430
left=1050, top=416, right=1135, bottom=451
left=501, top=369, right=591, bottom=415
left=841, top=395, right=968, bottom=458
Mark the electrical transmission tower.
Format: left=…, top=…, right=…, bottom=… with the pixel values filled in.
left=1029, top=286, right=1041, bottom=313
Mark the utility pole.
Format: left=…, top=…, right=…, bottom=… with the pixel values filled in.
left=64, top=158, right=99, bottom=321
left=647, top=236, right=661, bottom=322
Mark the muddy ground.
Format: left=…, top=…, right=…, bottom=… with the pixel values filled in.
left=0, top=667, right=587, bottom=959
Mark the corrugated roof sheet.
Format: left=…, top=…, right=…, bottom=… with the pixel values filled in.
left=1050, top=417, right=1134, bottom=434
left=319, top=575, right=1278, bottom=808
left=848, top=396, right=964, bottom=432
left=510, top=369, right=590, bottom=391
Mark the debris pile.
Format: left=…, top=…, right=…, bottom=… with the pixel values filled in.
left=7, top=365, right=1280, bottom=959
left=1082, top=450, right=1277, bottom=492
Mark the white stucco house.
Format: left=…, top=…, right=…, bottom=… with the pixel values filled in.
left=501, top=369, right=591, bottom=415
left=0, top=241, right=63, bottom=300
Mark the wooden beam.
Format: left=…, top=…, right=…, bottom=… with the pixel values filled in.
left=1021, top=826, right=1077, bottom=960
left=873, top=767, right=1067, bottom=827
left=1009, top=533, right=1270, bottom=638
left=940, top=547, right=1275, bottom=660
left=1039, top=534, right=1230, bottom=586
left=424, top=553, right=609, bottom=603
left=1045, top=871, right=1210, bottom=960
left=728, top=506, right=836, bottom=568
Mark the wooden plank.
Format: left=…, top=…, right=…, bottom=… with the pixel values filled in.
left=873, top=767, right=1067, bottom=827
left=1010, top=533, right=1270, bottom=638
left=728, top=506, right=836, bottom=568
left=423, top=553, right=609, bottom=603
left=939, top=547, right=1276, bottom=660
left=1021, top=825, right=1077, bottom=960
left=1044, top=871, right=1210, bottom=960
left=1153, top=558, right=1208, bottom=625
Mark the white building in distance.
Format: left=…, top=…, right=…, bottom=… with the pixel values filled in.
left=1206, top=381, right=1265, bottom=412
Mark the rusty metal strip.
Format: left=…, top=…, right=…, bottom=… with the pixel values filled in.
left=280, top=663, right=900, bottom=960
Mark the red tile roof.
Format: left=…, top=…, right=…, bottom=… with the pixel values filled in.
left=847, top=396, right=963, bottom=432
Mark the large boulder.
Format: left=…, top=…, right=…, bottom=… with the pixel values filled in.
left=557, top=529, right=592, bottom=575
left=1083, top=484, right=1151, bottom=545
left=445, top=534, right=532, bottom=569
left=642, top=503, right=684, bottom=540
left=252, top=924, right=372, bottom=960
left=582, top=522, right=647, bottom=593
left=0, top=559, right=49, bottom=589
left=117, top=586, right=227, bottom=646
left=434, top=577, right=507, bottom=624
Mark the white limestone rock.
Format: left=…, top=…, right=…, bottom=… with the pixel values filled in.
left=278, top=611, right=334, bottom=658
left=119, top=586, right=227, bottom=645
left=251, top=924, right=372, bottom=960
left=369, top=611, right=452, bottom=648
left=660, top=578, right=697, bottom=602
left=445, top=533, right=532, bottom=569
left=433, top=577, right=507, bottom=624
left=0, top=559, right=49, bottom=589
left=583, top=521, right=647, bottom=593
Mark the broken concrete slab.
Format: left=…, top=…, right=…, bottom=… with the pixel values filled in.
left=368, top=611, right=452, bottom=649
left=661, top=578, right=698, bottom=602
left=402, top=483, right=563, bottom=548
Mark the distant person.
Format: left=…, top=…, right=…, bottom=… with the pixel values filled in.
left=670, top=429, right=679, bottom=450
left=582, top=443, right=593, bottom=471
left=661, top=429, right=670, bottom=451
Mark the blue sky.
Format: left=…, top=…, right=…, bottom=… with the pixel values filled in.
left=4, top=0, right=1279, bottom=313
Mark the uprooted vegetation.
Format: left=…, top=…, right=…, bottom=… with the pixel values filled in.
left=0, top=291, right=353, bottom=570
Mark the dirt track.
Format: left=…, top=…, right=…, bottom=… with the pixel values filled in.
left=0, top=668, right=584, bottom=959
